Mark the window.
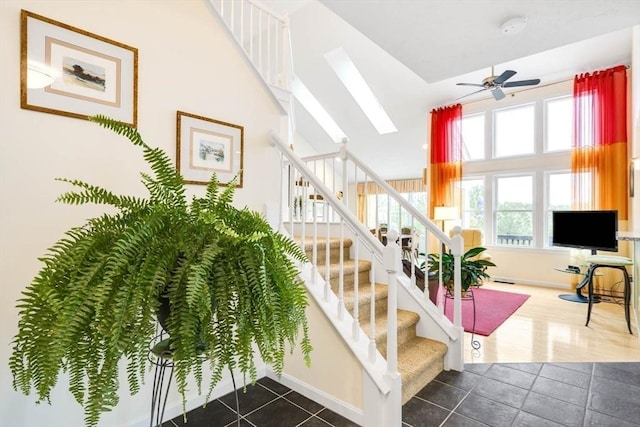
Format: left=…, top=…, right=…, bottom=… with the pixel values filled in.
left=494, top=104, right=535, bottom=158
left=460, top=81, right=573, bottom=250
left=495, top=175, right=533, bottom=246
left=545, top=97, right=572, bottom=152
left=460, top=178, right=485, bottom=230
left=461, top=114, right=485, bottom=160
left=546, top=172, right=572, bottom=246
left=366, top=192, right=426, bottom=234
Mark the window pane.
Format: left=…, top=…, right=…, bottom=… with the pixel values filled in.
left=546, top=97, right=572, bottom=152
left=494, top=104, right=535, bottom=158
left=495, top=176, right=533, bottom=246
left=461, top=179, right=484, bottom=229
left=547, top=172, right=572, bottom=246
left=461, top=114, right=485, bottom=161
left=548, top=173, right=571, bottom=211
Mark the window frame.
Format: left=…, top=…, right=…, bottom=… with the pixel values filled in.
left=459, top=80, right=573, bottom=250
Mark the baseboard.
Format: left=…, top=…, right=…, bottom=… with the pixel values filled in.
left=265, top=368, right=363, bottom=426
left=491, top=276, right=571, bottom=290
left=127, top=366, right=268, bottom=427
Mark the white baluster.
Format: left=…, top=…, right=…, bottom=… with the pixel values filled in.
left=352, top=234, right=360, bottom=341
left=368, top=250, right=377, bottom=363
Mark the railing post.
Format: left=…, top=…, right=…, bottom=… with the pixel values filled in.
left=383, top=229, right=402, bottom=425
left=449, top=225, right=465, bottom=370
left=383, top=229, right=401, bottom=375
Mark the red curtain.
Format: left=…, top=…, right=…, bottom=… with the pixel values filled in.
left=572, top=65, right=628, bottom=219
left=429, top=104, right=462, bottom=217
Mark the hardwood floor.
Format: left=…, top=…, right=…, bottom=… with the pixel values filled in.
left=463, top=282, right=640, bottom=364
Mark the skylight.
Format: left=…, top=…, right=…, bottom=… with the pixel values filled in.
left=324, top=47, right=397, bottom=135
left=291, top=77, right=347, bottom=143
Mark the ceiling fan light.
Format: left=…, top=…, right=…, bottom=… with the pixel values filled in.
left=500, top=16, right=527, bottom=35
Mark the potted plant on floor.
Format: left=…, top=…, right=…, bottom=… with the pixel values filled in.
left=427, top=247, right=496, bottom=296
left=9, top=115, right=312, bottom=427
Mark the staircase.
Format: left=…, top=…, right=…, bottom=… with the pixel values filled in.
left=207, top=2, right=467, bottom=425
left=300, top=236, right=447, bottom=405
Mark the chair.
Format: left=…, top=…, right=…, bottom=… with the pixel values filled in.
left=449, top=228, right=492, bottom=262
left=582, top=254, right=633, bottom=334
left=377, top=225, right=388, bottom=244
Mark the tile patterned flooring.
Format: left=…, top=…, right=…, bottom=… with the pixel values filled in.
left=163, top=362, right=640, bottom=427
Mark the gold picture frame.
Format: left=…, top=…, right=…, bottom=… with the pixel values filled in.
left=21, top=10, right=138, bottom=126
left=176, top=111, right=244, bottom=187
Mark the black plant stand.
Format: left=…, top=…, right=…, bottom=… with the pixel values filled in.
left=444, top=287, right=480, bottom=350
left=149, top=336, right=174, bottom=427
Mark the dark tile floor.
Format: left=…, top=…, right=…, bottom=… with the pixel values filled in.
left=163, top=362, right=640, bottom=427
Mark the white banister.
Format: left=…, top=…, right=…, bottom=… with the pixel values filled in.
left=296, top=134, right=464, bottom=372
left=208, top=0, right=290, bottom=92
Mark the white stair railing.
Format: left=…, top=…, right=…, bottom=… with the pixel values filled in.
left=209, top=0, right=291, bottom=91
left=270, top=129, right=465, bottom=369
left=271, top=131, right=399, bottom=376
left=298, top=140, right=465, bottom=351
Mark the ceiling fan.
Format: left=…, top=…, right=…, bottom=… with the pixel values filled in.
left=456, top=66, right=541, bottom=101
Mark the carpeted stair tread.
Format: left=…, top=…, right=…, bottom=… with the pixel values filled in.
left=297, top=237, right=351, bottom=252
left=343, top=284, right=388, bottom=322
left=320, top=260, right=372, bottom=292
left=398, top=337, right=448, bottom=405
left=361, top=310, right=420, bottom=357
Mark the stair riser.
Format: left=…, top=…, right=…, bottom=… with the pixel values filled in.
left=375, top=323, right=418, bottom=359
left=346, top=297, right=388, bottom=324
left=322, top=270, right=371, bottom=293
left=304, top=247, right=347, bottom=265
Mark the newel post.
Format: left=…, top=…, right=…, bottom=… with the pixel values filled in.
left=383, top=229, right=401, bottom=374
left=449, top=225, right=465, bottom=371
left=382, top=229, right=402, bottom=425
left=449, top=226, right=464, bottom=329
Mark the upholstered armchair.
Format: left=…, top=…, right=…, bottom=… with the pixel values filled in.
left=449, top=228, right=492, bottom=262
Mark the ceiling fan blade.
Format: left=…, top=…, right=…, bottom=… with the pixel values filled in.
left=503, top=78, right=541, bottom=88
left=491, top=87, right=505, bottom=101
left=493, top=70, right=517, bottom=85
left=456, top=83, right=486, bottom=87
left=455, top=87, right=488, bottom=100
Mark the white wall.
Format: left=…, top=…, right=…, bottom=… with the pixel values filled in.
left=0, top=1, right=285, bottom=426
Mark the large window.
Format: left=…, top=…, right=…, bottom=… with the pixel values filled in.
left=545, top=96, right=572, bottom=152
left=460, top=81, right=573, bottom=249
left=546, top=172, right=572, bottom=246
left=495, top=175, right=533, bottom=246
left=461, top=114, right=485, bottom=161
left=494, top=104, right=535, bottom=158
left=366, top=191, right=426, bottom=234
left=460, top=179, right=485, bottom=229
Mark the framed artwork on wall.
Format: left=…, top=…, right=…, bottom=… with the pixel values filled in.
left=21, top=10, right=138, bottom=126
left=176, top=111, right=244, bottom=187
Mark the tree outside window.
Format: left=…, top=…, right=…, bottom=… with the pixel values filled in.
left=495, top=175, right=533, bottom=246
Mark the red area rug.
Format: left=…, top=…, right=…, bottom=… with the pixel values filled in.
left=443, top=287, right=530, bottom=336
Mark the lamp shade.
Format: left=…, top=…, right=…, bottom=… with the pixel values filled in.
left=434, top=206, right=458, bottom=221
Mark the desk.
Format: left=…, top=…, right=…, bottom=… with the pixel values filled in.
left=617, top=231, right=639, bottom=333
left=555, top=267, right=601, bottom=303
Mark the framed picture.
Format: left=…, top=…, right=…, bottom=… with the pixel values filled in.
left=21, top=10, right=138, bottom=126
left=176, top=111, right=244, bottom=187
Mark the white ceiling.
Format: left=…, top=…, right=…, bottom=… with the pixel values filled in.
left=262, top=0, right=640, bottom=180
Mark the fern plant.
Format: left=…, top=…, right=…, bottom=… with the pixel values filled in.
left=9, top=115, right=311, bottom=426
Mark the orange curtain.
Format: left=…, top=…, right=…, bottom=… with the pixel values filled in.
left=429, top=104, right=462, bottom=217
left=571, top=65, right=628, bottom=219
